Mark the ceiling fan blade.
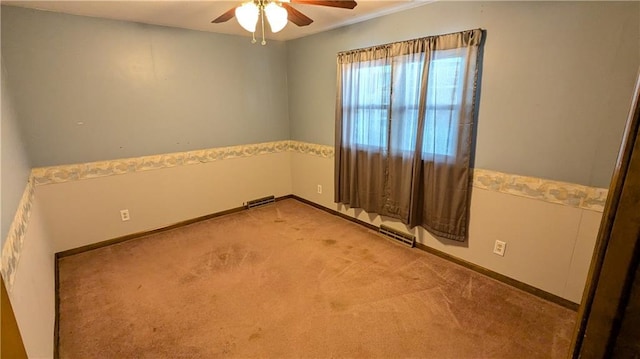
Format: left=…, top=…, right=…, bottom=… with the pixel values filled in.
left=289, top=0, right=357, bottom=10
left=211, top=7, right=237, bottom=23
left=281, top=3, right=314, bottom=27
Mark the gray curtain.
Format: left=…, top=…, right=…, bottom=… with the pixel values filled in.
left=334, top=29, right=483, bottom=241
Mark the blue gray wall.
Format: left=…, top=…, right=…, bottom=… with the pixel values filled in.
left=286, top=1, right=640, bottom=188
left=1, top=59, right=31, bottom=247
left=2, top=2, right=639, bottom=187
left=1, top=6, right=290, bottom=167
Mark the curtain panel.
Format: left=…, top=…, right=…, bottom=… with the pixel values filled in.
left=334, top=29, right=484, bottom=241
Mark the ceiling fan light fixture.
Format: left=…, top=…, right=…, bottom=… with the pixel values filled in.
left=264, top=2, right=288, bottom=33
left=235, top=2, right=259, bottom=33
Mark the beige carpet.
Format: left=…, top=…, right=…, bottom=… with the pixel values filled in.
left=58, top=199, right=576, bottom=358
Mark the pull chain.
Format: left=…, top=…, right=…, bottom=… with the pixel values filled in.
left=260, top=4, right=266, bottom=45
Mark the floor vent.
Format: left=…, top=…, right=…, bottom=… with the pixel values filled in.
left=379, top=225, right=415, bottom=248
left=246, top=195, right=276, bottom=209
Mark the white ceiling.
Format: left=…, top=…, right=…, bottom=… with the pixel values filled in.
left=2, top=0, right=431, bottom=41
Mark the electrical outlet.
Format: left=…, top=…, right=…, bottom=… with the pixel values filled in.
left=120, top=209, right=130, bottom=222
left=317, top=185, right=322, bottom=194
left=493, top=240, right=506, bottom=256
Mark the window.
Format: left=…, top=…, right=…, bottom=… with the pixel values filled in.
left=342, top=52, right=465, bottom=158
left=335, top=29, right=483, bottom=241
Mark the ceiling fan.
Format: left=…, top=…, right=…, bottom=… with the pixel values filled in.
left=212, top=0, right=358, bottom=45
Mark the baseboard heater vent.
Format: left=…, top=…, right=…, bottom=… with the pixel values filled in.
left=246, top=195, right=276, bottom=209
left=379, top=225, right=415, bottom=248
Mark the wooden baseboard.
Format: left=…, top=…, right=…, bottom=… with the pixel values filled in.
left=413, top=242, right=579, bottom=310
left=56, top=195, right=294, bottom=259
left=289, top=195, right=579, bottom=311
left=291, top=195, right=379, bottom=232
left=56, top=206, right=245, bottom=259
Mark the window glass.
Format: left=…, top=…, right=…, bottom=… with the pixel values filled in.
left=343, top=53, right=464, bottom=157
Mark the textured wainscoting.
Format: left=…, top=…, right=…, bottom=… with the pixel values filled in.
left=2, top=140, right=607, bottom=310
left=35, top=150, right=293, bottom=253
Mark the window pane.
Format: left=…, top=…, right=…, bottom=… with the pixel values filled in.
left=423, top=109, right=458, bottom=156
left=390, top=107, right=418, bottom=153
left=390, top=57, right=423, bottom=154
left=342, top=62, right=391, bottom=150
left=349, top=108, right=387, bottom=149
left=430, top=57, right=462, bottom=107
left=422, top=53, right=463, bottom=157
